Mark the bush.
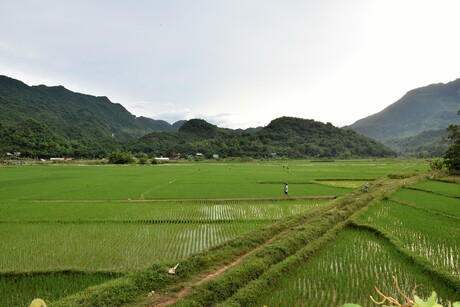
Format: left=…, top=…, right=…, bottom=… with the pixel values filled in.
left=428, top=158, right=447, bottom=172
left=137, top=152, right=149, bottom=164
left=443, top=143, right=460, bottom=172
left=108, top=150, right=134, bottom=164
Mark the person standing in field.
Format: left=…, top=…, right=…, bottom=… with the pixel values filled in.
left=284, top=183, right=289, bottom=197
left=364, top=183, right=370, bottom=192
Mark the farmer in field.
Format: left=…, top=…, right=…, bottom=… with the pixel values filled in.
left=284, top=183, right=289, bottom=197
left=364, top=183, right=370, bottom=192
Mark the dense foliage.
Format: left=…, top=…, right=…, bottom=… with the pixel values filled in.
left=385, top=129, right=449, bottom=158
left=443, top=110, right=460, bottom=171
left=108, top=150, right=134, bottom=164
left=0, top=76, right=178, bottom=158
left=0, top=75, right=395, bottom=159
left=128, top=117, right=396, bottom=159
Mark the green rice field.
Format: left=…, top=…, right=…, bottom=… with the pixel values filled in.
left=408, top=180, right=460, bottom=197
left=356, top=202, right=459, bottom=277
left=254, top=228, right=458, bottom=307
left=4, top=159, right=458, bottom=306
left=247, top=176, right=459, bottom=306
left=391, top=188, right=460, bottom=218
left=0, top=160, right=423, bottom=201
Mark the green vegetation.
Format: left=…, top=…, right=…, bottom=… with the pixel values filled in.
left=443, top=110, right=460, bottom=172
left=385, top=129, right=450, bottom=158
left=0, top=221, right=279, bottom=272
left=391, top=188, right=460, bottom=217
left=129, top=117, right=396, bottom=159
left=355, top=200, right=459, bottom=277
left=0, top=75, right=177, bottom=158
left=409, top=180, right=460, bottom=197
left=213, top=176, right=458, bottom=307
left=1, top=159, right=457, bottom=306
left=253, top=229, right=457, bottom=306
left=108, top=149, right=134, bottom=164
left=0, top=76, right=397, bottom=159
left=2, top=160, right=414, bottom=201
left=1, top=271, right=121, bottom=307
left=348, top=79, right=460, bottom=144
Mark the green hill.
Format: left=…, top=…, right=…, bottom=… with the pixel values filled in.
left=347, top=79, right=460, bottom=143
left=257, top=117, right=395, bottom=158
left=384, top=129, right=449, bottom=158
left=129, top=117, right=395, bottom=159
left=0, top=75, right=178, bottom=157
left=0, top=76, right=394, bottom=159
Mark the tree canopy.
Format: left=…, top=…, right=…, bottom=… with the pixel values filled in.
left=443, top=110, right=460, bottom=171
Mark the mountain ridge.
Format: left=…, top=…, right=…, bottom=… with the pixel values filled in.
left=347, top=79, right=460, bottom=142
left=0, top=74, right=414, bottom=159
left=128, top=116, right=395, bottom=159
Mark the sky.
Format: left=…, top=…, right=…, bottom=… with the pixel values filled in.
left=1, top=0, right=460, bottom=129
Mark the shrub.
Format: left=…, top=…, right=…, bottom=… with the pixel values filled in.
left=428, top=158, right=447, bottom=172
left=137, top=152, right=149, bottom=164
left=108, top=150, right=134, bottom=164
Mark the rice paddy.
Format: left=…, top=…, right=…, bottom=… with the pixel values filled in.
left=1, top=272, right=121, bottom=307
left=2, top=159, right=457, bottom=306
left=254, top=228, right=458, bottom=307
left=391, top=188, right=460, bottom=218
left=356, top=200, right=460, bottom=277
left=248, top=175, right=459, bottom=307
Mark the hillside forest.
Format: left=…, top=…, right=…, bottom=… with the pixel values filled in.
left=0, top=75, right=395, bottom=160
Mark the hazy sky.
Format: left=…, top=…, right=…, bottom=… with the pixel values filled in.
left=1, top=1, right=459, bottom=129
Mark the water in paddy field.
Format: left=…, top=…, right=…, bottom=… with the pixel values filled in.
left=255, top=228, right=458, bottom=307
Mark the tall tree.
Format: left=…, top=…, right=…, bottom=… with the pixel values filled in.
left=443, top=110, right=460, bottom=171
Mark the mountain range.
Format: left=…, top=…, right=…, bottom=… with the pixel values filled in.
left=127, top=117, right=393, bottom=159
left=346, top=79, right=460, bottom=156
left=1, top=75, right=458, bottom=159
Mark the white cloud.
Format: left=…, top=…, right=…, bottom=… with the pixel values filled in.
left=1, top=0, right=460, bottom=129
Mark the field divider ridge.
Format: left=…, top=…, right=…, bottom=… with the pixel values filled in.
left=29, top=196, right=337, bottom=203
left=388, top=197, right=460, bottom=221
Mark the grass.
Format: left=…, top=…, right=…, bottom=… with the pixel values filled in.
left=0, top=160, right=428, bottom=201
left=0, top=220, right=276, bottom=272
left=391, top=188, right=460, bottom=218
left=252, top=228, right=458, bottom=307
left=0, top=159, right=436, bottom=305
left=0, top=199, right=326, bottom=222
left=355, top=200, right=460, bottom=277
left=0, top=199, right=325, bottom=273
left=409, top=179, right=460, bottom=197
left=1, top=271, right=121, bottom=307
left=53, top=202, right=339, bottom=306
left=169, top=174, right=416, bottom=307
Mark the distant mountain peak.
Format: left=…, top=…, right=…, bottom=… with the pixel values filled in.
left=347, top=78, right=460, bottom=142
left=0, top=75, right=182, bottom=157
left=0, top=75, right=396, bottom=158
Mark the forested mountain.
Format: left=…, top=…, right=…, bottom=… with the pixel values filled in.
left=128, top=117, right=395, bottom=159
left=384, top=129, right=449, bottom=157
left=0, top=75, right=181, bottom=157
left=0, top=75, right=395, bottom=159
left=346, top=79, right=460, bottom=156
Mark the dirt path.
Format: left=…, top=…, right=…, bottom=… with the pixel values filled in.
left=149, top=236, right=279, bottom=307
left=137, top=202, right=341, bottom=306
